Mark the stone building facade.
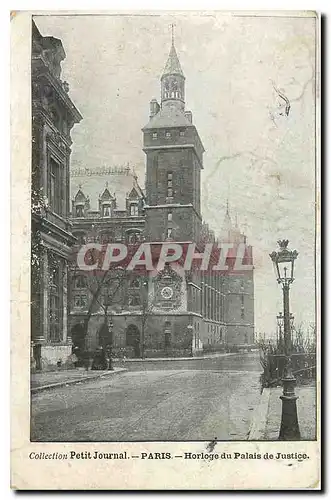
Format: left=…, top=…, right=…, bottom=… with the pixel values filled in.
left=31, top=21, right=82, bottom=368
left=68, top=39, right=254, bottom=357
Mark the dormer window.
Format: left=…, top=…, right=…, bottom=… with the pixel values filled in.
left=165, top=131, right=171, bottom=139
left=102, top=205, right=111, bottom=217
left=152, top=132, right=158, bottom=140
left=75, top=206, right=84, bottom=218
left=180, top=130, right=185, bottom=137
left=130, top=204, right=139, bottom=216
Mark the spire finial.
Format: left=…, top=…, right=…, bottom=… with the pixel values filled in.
left=170, top=22, right=175, bottom=45
left=226, top=198, right=229, bottom=215
left=105, top=181, right=108, bottom=188
left=78, top=183, right=82, bottom=190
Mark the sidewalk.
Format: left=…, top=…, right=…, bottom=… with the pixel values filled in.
left=31, top=367, right=127, bottom=393
left=249, top=385, right=316, bottom=440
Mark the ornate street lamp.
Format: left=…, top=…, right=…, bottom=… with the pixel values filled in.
left=270, top=240, right=300, bottom=440
left=106, top=317, right=114, bottom=371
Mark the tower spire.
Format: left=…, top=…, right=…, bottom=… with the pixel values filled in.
left=223, top=199, right=232, bottom=235
left=160, top=26, right=185, bottom=110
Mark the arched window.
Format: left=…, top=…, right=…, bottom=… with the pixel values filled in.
left=130, top=278, right=140, bottom=289
left=100, top=232, right=114, bottom=244
left=75, top=206, right=84, bottom=217
left=127, top=231, right=141, bottom=244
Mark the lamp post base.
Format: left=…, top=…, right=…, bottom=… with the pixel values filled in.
left=278, top=394, right=301, bottom=441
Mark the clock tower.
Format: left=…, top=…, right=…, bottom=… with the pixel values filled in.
left=142, top=38, right=204, bottom=243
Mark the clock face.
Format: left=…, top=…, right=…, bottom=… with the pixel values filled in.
left=161, top=286, right=174, bottom=299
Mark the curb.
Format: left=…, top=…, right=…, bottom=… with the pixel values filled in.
left=31, top=368, right=128, bottom=394
left=247, top=388, right=271, bottom=440
left=115, top=352, right=239, bottom=362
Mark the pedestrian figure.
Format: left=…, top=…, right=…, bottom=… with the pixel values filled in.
left=92, top=347, right=107, bottom=370
left=105, top=344, right=112, bottom=370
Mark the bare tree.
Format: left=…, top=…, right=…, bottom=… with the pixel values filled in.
left=70, top=246, right=127, bottom=352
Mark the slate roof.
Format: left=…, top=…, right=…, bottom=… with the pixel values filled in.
left=74, top=189, right=87, bottom=202
left=142, top=104, right=193, bottom=130
left=162, top=43, right=184, bottom=78
left=71, top=170, right=144, bottom=211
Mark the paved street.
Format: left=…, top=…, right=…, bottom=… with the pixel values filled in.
left=31, top=353, right=262, bottom=442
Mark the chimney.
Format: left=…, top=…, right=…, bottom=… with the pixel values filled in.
left=150, top=99, right=160, bottom=119
left=185, top=111, right=193, bottom=123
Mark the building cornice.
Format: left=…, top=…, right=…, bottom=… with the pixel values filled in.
left=32, top=56, right=82, bottom=123
left=34, top=213, right=76, bottom=246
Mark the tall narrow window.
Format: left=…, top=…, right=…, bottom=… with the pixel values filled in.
left=75, top=275, right=87, bottom=289
left=167, top=228, right=172, bottom=239
left=48, top=158, right=62, bottom=215
left=49, top=257, right=63, bottom=342
left=130, top=204, right=139, bottom=216
left=76, top=206, right=83, bottom=217
left=168, top=211, right=172, bottom=222
left=167, top=172, right=173, bottom=198
left=102, top=205, right=111, bottom=217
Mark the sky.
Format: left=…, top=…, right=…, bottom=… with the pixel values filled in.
left=34, top=12, right=317, bottom=336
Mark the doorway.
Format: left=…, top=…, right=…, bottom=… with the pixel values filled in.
left=70, top=323, right=86, bottom=350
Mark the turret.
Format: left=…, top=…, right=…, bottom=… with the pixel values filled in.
left=160, top=39, right=185, bottom=111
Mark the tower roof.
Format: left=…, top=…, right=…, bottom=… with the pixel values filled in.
left=162, top=43, right=184, bottom=78
left=142, top=103, right=193, bottom=130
